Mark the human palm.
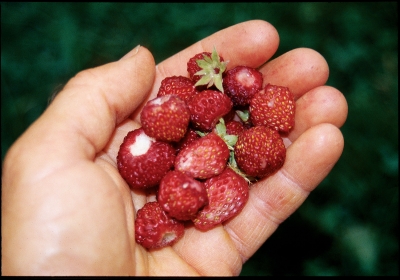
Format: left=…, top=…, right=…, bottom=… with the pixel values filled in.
left=1, top=20, right=347, bottom=276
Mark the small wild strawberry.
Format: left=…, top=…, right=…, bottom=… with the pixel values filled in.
left=157, top=75, right=199, bottom=102
left=135, top=201, right=185, bottom=249
left=173, top=127, right=200, bottom=153
left=140, top=95, right=190, bottom=142
left=250, top=84, right=295, bottom=133
left=117, top=128, right=176, bottom=189
left=116, top=47, right=295, bottom=244
left=234, top=125, right=286, bottom=178
left=193, top=167, right=249, bottom=231
left=225, top=120, right=246, bottom=136
left=187, top=47, right=227, bottom=92
left=223, top=65, right=263, bottom=107
left=175, top=132, right=230, bottom=179
left=188, top=89, right=233, bottom=131
left=158, top=170, right=208, bottom=221
left=187, top=52, right=212, bottom=85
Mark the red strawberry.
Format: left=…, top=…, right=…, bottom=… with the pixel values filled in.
left=188, top=89, right=233, bottom=131
left=187, top=52, right=211, bottom=84
left=157, top=170, right=208, bottom=221
left=222, top=66, right=263, bottom=107
left=140, top=95, right=190, bottom=142
left=225, top=120, right=246, bottom=136
left=192, top=167, right=249, bottom=231
left=234, top=125, right=286, bottom=178
left=187, top=47, right=227, bottom=92
left=250, top=84, right=295, bottom=133
left=117, top=128, right=176, bottom=189
left=222, top=108, right=237, bottom=123
left=157, top=75, right=199, bottom=102
left=135, top=201, right=185, bottom=249
left=173, top=127, right=200, bottom=153
left=175, top=132, right=230, bottom=179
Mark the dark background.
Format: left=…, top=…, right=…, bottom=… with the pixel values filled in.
left=1, top=2, right=398, bottom=276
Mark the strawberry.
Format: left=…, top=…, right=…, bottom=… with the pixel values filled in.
left=135, top=201, right=185, bottom=249
left=157, top=170, right=208, bottom=221
left=225, top=120, right=246, bottom=136
left=234, top=125, right=286, bottom=178
left=192, top=167, right=249, bottom=231
left=157, top=75, right=199, bottom=102
left=173, top=127, right=200, bottom=153
left=222, top=108, right=237, bottom=123
left=187, top=52, right=211, bottom=84
left=250, top=84, right=295, bottom=133
left=222, top=66, right=263, bottom=107
left=117, top=128, right=176, bottom=189
left=140, top=95, right=190, bottom=142
left=188, top=89, right=233, bottom=131
left=187, top=47, right=227, bottom=92
left=175, top=132, right=230, bottom=179
left=116, top=47, right=295, bottom=244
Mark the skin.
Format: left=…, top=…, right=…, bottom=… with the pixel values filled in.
left=1, top=20, right=348, bottom=276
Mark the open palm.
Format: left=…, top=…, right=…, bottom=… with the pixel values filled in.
left=1, top=20, right=348, bottom=276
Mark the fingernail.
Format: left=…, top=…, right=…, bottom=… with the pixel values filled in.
left=120, top=45, right=141, bottom=61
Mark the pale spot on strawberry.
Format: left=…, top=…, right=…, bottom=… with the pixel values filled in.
left=177, top=154, right=194, bottom=170
left=151, top=94, right=172, bottom=105
left=162, top=232, right=178, bottom=245
left=267, top=98, right=275, bottom=108
left=237, top=69, right=256, bottom=87
left=129, top=131, right=155, bottom=156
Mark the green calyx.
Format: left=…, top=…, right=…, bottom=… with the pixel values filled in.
left=215, top=118, right=237, bottom=150
left=236, top=109, right=250, bottom=123
left=199, top=118, right=256, bottom=185
left=194, top=46, right=228, bottom=93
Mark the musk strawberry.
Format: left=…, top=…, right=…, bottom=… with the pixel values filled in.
left=158, top=170, right=208, bottom=221
left=193, top=167, right=249, bottom=231
left=223, top=65, right=263, bottom=107
left=234, top=125, right=286, bottom=178
left=188, top=89, right=233, bottom=131
left=175, top=132, right=230, bottom=179
left=250, top=84, right=295, bottom=133
left=140, top=95, right=190, bottom=142
left=157, top=75, right=199, bottom=102
left=135, top=201, right=184, bottom=249
left=117, top=128, right=175, bottom=189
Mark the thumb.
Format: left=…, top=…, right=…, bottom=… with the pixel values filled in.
left=42, top=45, right=155, bottom=153
left=4, top=45, right=155, bottom=185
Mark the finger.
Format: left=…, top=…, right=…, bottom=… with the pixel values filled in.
left=259, top=47, right=330, bottom=97
left=288, top=85, right=348, bottom=142
left=4, top=46, right=155, bottom=184
left=158, top=19, right=280, bottom=77
left=130, top=20, right=280, bottom=122
left=52, top=46, right=155, bottom=152
left=146, top=247, right=200, bottom=276
left=224, top=123, right=345, bottom=262
left=173, top=226, right=242, bottom=276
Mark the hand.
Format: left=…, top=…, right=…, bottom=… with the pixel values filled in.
left=1, top=20, right=348, bottom=276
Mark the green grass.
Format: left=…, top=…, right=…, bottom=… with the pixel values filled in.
left=1, top=2, right=398, bottom=276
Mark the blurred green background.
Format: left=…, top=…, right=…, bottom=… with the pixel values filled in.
left=1, top=2, right=398, bottom=276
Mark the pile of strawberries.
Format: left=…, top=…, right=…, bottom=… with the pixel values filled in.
left=117, top=48, right=295, bottom=250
